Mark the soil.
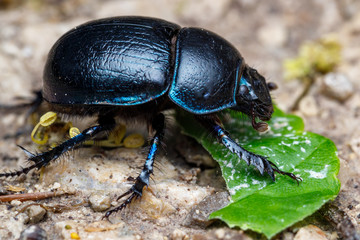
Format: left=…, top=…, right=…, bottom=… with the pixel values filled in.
left=0, top=0, right=359, bottom=239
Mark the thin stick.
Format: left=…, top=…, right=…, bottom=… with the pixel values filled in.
left=0, top=191, right=74, bottom=202
left=290, top=76, right=315, bottom=111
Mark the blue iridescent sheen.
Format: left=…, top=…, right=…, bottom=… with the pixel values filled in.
left=169, top=28, right=242, bottom=114
left=43, top=17, right=245, bottom=114
left=43, top=16, right=180, bottom=106
left=240, top=75, right=258, bottom=100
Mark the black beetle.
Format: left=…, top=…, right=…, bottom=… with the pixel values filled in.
left=0, top=16, right=299, bottom=218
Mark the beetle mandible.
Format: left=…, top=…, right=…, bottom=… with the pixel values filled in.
left=0, top=16, right=300, bottom=218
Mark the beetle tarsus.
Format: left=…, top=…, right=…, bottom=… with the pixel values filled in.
left=103, top=190, right=139, bottom=220
left=269, top=161, right=302, bottom=184
left=196, top=114, right=299, bottom=182
left=103, top=180, right=145, bottom=220
left=104, top=113, right=165, bottom=219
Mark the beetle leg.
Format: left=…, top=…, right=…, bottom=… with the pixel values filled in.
left=196, top=114, right=301, bottom=183
left=104, top=113, right=165, bottom=219
left=0, top=116, right=115, bottom=178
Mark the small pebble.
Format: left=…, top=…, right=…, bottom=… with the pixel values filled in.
left=294, top=225, right=327, bottom=240
left=215, top=228, right=226, bottom=239
left=321, top=72, right=354, bottom=102
left=19, top=225, right=47, bottom=240
left=10, top=200, right=22, bottom=206
left=192, top=228, right=249, bottom=240
left=52, top=182, right=61, bottom=190
left=89, top=192, right=111, bottom=212
left=183, top=191, right=229, bottom=228
left=26, top=205, right=47, bottom=224
left=171, top=229, right=188, bottom=240
left=282, top=232, right=295, bottom=240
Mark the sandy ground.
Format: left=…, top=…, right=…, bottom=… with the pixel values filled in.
left=0, top=0, right=359, bottom=239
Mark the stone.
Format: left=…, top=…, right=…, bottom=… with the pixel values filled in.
left=19, top=225, right=47, bottom=240
left=26, top=205, right=46, bottom=224
left=321, top=72, right=354, bottom=102
left=89, top=192, right=111, bottom=212
left=183, top=191, right=229, bottom=228
left=294, top=225, right=328, bottom=240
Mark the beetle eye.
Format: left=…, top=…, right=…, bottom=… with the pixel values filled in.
left=267, top=82, right=278, bottom=91
left=239, top=85, right=249, bottom=96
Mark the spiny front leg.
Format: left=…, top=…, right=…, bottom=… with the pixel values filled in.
left=0, top=117, right=115, bottom=178
left=196, top=114, right=300, bottom=183
left=104, top=113, right=165, bottom=219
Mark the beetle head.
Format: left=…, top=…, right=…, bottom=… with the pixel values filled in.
left=232, top=65, right=276, bottom=132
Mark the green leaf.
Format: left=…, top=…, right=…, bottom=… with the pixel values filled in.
left=176, top=107, right=340, bottom=238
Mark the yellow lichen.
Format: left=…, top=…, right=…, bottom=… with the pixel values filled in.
left=284, top=36, right=341, bottom=81
left=31, top=111, right=57, bottom=145
left=123, top=133, right=145, bottom=148
left=31, top=113, right=144, bottom=149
